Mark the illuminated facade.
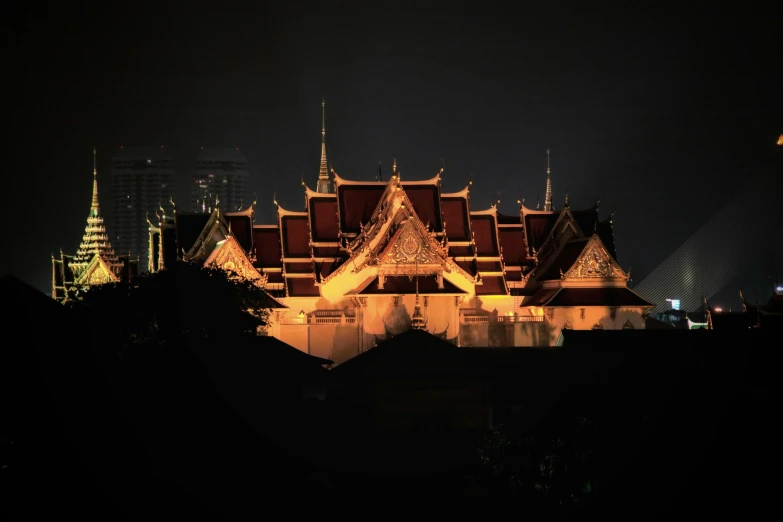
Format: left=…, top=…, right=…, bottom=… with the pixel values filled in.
left=148, top=107, right=654, bottom=364
left=53, top=149, right=138, bottom=302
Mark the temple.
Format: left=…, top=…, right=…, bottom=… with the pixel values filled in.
left=148, top=105, right=654, bottom=364
left=53, top=149, right=138, bottom=302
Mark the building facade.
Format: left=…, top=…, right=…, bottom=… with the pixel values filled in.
left=190, top=147, right=249, bottom=213
left=148, top=110, right=654, bottom=364
left=112, top=146, right=176, bottom=271
left=53, top=149, right=138, bottom=302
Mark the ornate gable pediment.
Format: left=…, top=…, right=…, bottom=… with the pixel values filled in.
left=185, top=209, right=227, bottom=261
left=377, top=216, right=447, bottom=268
left=206, top=236, right=268, bottom=287
left=75, top=255, right=119, bottom=286
left=563, top=235, right=627, bottom=281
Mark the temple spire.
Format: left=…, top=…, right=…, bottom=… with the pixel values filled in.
left=411, top=261, right=426, bottom=330
left=91, top=147, right=100, bottom=217
left=72, top=147, right=119, bottom=268
left=544, top=148, right=553, bottom=211
left=316, top=99, right=331, bottom=193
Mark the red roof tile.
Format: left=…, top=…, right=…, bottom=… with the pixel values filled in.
left=253, top=226, right=282, bottom=268
left=280, top=215, right=311, bottom=258
left=441, top=197, right=471, bottom=241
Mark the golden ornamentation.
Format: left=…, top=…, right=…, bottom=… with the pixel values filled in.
left=211, top=237, right=268, bottom=287
left=564, top=242, right=623, bottom=279
left=385, top=219, right=441, bottom=265
left=86, top=265, right=115, bottom=285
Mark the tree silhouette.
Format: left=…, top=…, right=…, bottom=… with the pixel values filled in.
left=70, top=261, right=272, bottom=349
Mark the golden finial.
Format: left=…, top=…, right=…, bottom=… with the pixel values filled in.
left=544, top=148, right=553, bottom=211
left=273, top=192, right=278, bottom=206
left=90, top=147, right=100, bottom=216
left=392, top=158, right=397, bottom=176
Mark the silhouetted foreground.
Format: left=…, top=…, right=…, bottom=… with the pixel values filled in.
left=1, top=274, right=777, bottom=517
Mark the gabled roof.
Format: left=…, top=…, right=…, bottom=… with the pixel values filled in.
left=560, top=234, right=628, bottom=284
left=74, top=254, right=121, bottom=286
left=175, top=212, right=214, bottom=255
left=203, top=235, right=268, bottom=286
left=334, top=171, right=443, bottom=236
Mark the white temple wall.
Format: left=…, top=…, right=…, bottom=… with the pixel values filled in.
left=265, top=293, right=649, bottom=362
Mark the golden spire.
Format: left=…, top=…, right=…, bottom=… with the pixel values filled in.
left=544, top=148, right=553, bottom=211
left=73, top=147, right=119, bottom=269
left=91, top=147, right=100, bottom=217
left=316, top=99, right=331, bottom=193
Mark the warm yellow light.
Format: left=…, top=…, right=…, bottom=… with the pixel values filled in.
left=299, top=309, right=305, bottom=318
left=777, top=133, right=783, bottom=146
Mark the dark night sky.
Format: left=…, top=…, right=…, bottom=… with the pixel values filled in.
left=3, top=2, right=781, bottom=304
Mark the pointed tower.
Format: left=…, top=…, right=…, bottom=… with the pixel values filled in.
left=72, top=148, right=121, bottom=272
left=316, top=99, right=331, bottom=193
left=544, top=148, right=553, bottom=211
left=53, top=148, right=137, bottom=302
left=410, top=267, right=427, bottom=330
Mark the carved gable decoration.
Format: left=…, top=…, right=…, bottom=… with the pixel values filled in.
left=207, top=236, right=268, bottom=287
left=378, top=217, right=446, bottom=266
left=563, top=235, right=626, bottom=280
left=76, top=255, right=119, bottom=286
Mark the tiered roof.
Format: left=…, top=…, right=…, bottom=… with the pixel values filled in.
left=52, top=149, right=138, bottom=301
left=69, top=149, right=123, bottom=281
left=148, top=106, right=651, bottom=311
left=157, top=156, right=650, bottom=311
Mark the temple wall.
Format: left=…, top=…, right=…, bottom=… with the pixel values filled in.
left=274, top=296, right=361, bottom=364
left=362, top=295, right=459, bottom=340
left=549, top=306, right=647, bottom=332
left=458, top=303, right=646, bottom=347
left=266, top=294, right=648, bottom=362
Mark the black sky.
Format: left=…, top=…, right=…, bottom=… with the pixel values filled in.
left=3, top=2, right=781, bottom=303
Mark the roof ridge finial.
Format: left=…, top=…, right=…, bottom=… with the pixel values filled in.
left=316, top=99, right=330, bottom=193
left=544, top=148, right=553, bottom=211
left=564, top=189, right=569, bottom=208
left=536, top=193, right=541, bottom=210
left=90, top=147, right=100, bottom=216
left=393, top=157, right=397, bottom=176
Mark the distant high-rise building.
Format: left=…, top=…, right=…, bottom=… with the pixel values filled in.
left=111, top=146, right=176, bottom=272
left=190, top=148, right=249, bottom=213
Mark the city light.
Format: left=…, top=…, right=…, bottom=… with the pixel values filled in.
left=714, top=307, right=723, bottom=312
left=666, top=298, right=681, bottom=310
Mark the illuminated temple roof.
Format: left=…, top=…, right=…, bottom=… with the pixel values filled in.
left=72, top=149, right=122, bottom=268
left=151, top=157, right=647, bottom=310
left=52, top=149, right=138, bottom=302
left=147, top=109, right=649, bottom=309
